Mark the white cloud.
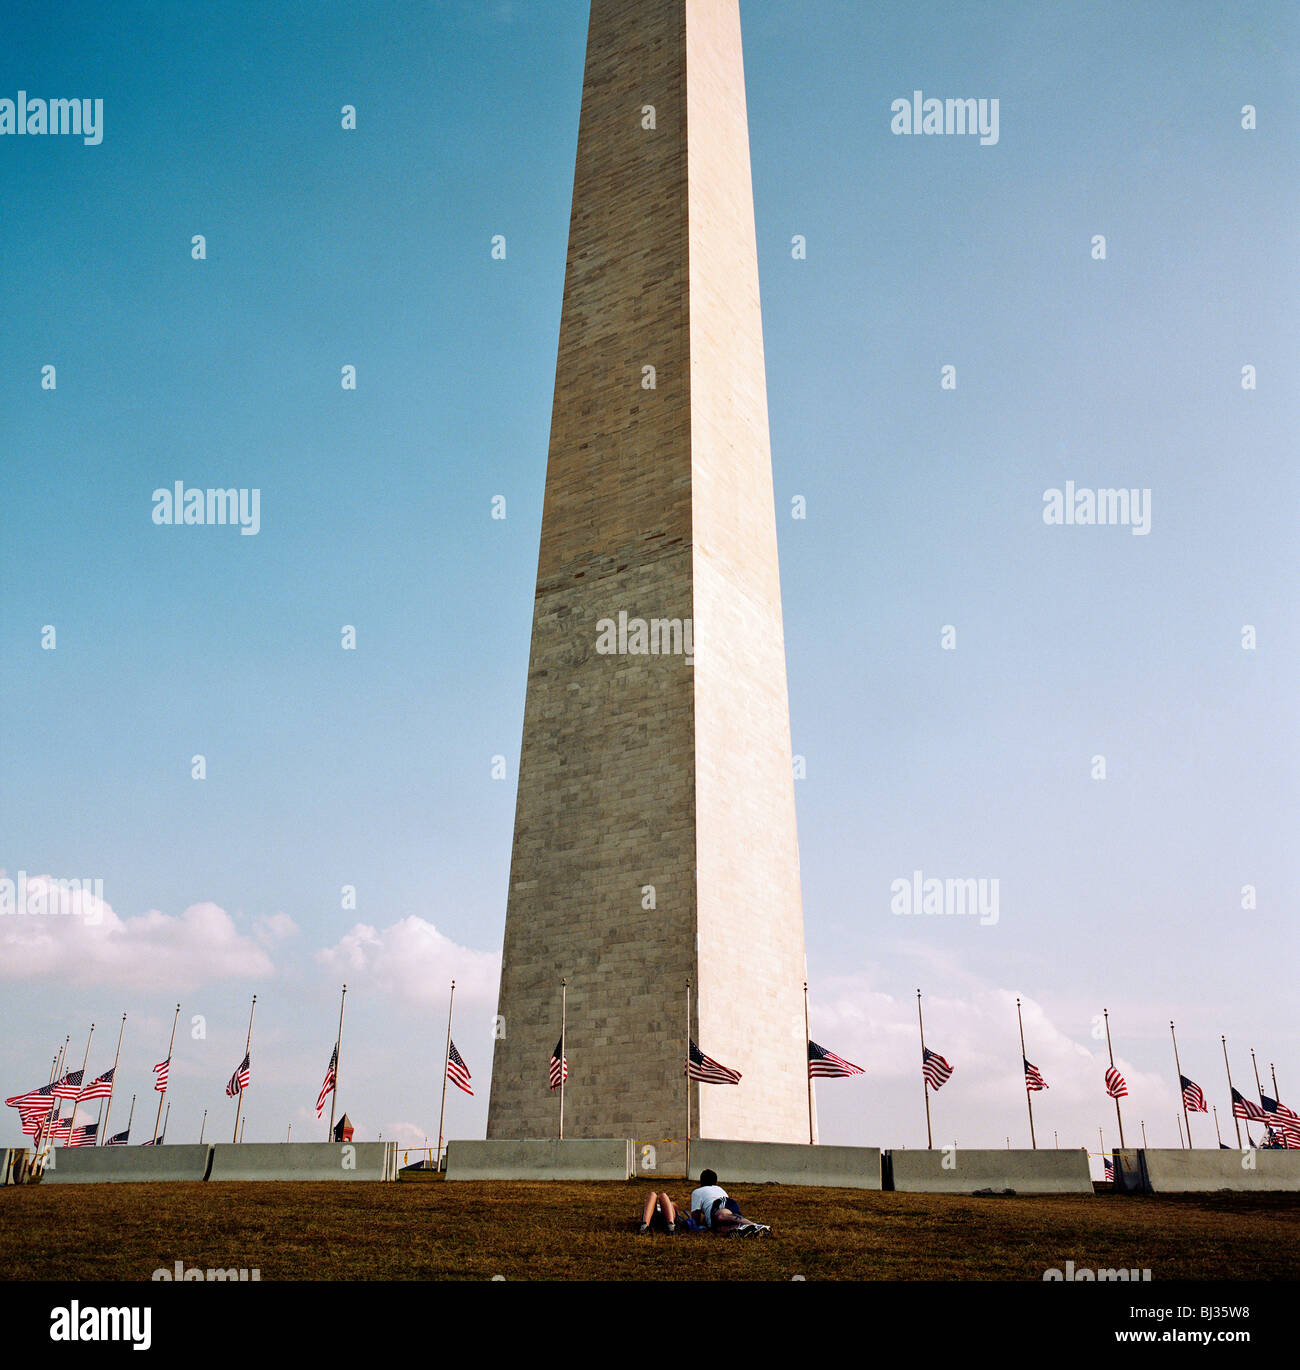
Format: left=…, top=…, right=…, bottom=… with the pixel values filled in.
left=808, top=961, right=1190, bottom=1159
left=253, top=912, right=299, bottom=946
left=317, top=917, right=499, bottom=1014
left=0, top=875, right=277, bottom=990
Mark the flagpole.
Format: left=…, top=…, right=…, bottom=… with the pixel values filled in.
left=559, top=978, right=567, bottom=1142
left=154, top=1003, right=180, bottom=1146
left=162, top=1100, right=171, bottom=1142
left=1270, top=1062, right=1280, bottom=1100
left=803, top=981, right=814, bottom=1146
left=97, top=1013, right=127, bottom=1145
left=68, top=1024, right=94, bottom=1146
left=1103, top=1008, right=1125, bottom=1147
left=233, top=995, right=256, bottom=1143
left=328, top=983, right=347, bottom=1141
left=43, top=1034, right=70, bottom=1153
left=1250, top=1047, right=1264, bottom=1103
left=123, top=1094, right=136, bottom=1143
left=1249, top=1049, right=1265, bottom=1146
left=917, top=990, right=933, bottom=1150
left=1220, top=1035, right=1243, bottom=1147
left=1212, top=1106, right=1223, bottom=1147
left=1140, top=1119, right=1147, bottom=1147
left=1170, top=1020, right=1192, bottom=1148
left=1016, top=997, right=1036, bottom=1149
left=436, top=980, right=455, bottom=1171
left=684, top=980, right=692, bottom=1179
left=199, top=1109, right=207, bottom=1144
left=35, top=1049, right=57, bottom=1159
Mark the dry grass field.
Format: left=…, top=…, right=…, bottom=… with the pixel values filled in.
left=3, top=1180, right=1299, bottom=1281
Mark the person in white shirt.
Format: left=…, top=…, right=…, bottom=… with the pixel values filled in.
left=688, top=1169, right=770, bottom=1235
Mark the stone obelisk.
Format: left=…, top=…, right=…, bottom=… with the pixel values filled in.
left=488, top=0, right=809, bottom=1145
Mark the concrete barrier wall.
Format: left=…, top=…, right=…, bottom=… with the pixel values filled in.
left=1112, top=1149, right=1145, bottom=1193
left=1138, top=1148, right=1300, bottom=1193
left=42, top=1145, right=214, bottom=1184
left=207, top=1142, right=395, bottom=1182
left=887, top=1149, right=1093, bottom=1193
left=634, top=1139, right=687, bottom=1179
left=2, top=1148, right=30, bottom=1185
left=445, top=1138, right=633, bottom=1181
left=688, top=1139, right=883, bottom=1190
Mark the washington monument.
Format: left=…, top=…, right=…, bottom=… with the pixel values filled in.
left=488, top=0, right=810, bottom=1145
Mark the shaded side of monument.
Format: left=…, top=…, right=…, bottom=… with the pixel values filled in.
left=487, top=0, right=810, bottom=1145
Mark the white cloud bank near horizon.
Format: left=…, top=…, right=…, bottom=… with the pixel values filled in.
left=0, top=872, right=295, bottom=991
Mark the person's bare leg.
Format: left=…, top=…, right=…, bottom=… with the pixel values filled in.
left=711, top=1206, right=747, bottom=1233
left=659, top=1193, right=677, bottom=1226
left=641, top=1192, right=661, bottom=1228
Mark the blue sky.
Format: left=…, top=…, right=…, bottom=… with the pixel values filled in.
left=2, top=1, right=1296, bottom=1165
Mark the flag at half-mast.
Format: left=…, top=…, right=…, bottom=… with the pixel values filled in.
left=43, top=1116, right=73, bottom=1142
left=808, top=1040, right=864, bottom=1079
left=1102, top=1155, right=1115, bottom=1181
left=1232, top=1087, right=1266, bottom=1122
left=70, top=1122, right=98, bottom=1147
left=10, top=1081, right=58, bottom=1122
left=686, top=1040, right=742, bottom=1085
left=105, top=1128, right=130, bottom=1146
left=78, top=1068, right=115, bottom=1102
left=153, top=1059, right=170, bottom=1093
left=549, top=1039, right=568, bottom=1091
left=6, top=1083, right=54, bottom=1111
left=1261, top=1095, right=1300, bottom=1148
left=922, top=1047, right=953, bottom=1089
left=1104, top=1066, right=1128, bottom=1099
left=315, top=1045, right=338, bottom=1118
left=1023, top=1058, right=1048, bottom=1091
left=225, top=1053, right=250, bottom=1098
left=446, top=1041, right=473, bottom=1096
left=1180, top=1076, right=1208, bottom=1113
left=52, top=1071, right=84, bottom=1100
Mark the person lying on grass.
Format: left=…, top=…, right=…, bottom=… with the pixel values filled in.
left=638, top=1170, right=771, bottom=1236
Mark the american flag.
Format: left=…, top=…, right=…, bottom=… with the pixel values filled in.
left=153, top=1058, right=170, bottom=1093
left=686, top=1040, right=742, bottom=1085
left=1232, top=1087, right=1267, bottom=1122
left=6, top=1085, right=52, bottom=1109
left=808, top=1040, right=864, bottom=1079
left=141, top=1133, right=164, bottom=1146
left=1180, top=1076, right=1208, bottom=1113
left=1261, top=1096, right=1300, bottom=1148
left=21, top=1112, right=49, bottom=1138
left=922, top=1047, right=953, bottom=1089
left=105, top=1129, right=130, bottom=1146
left=225, top=1053, right=250, bottom=1098
left=14, top=1084, right=58, bottom=1122
left=1023, top=1058, right=1048, bottom=1091
left=43, top=1117, right=73, bottom=1142
left=1104, top=1065, right=1128, bottom=1099
left=1102, top=1155, right=1115, bottom=1181
left=70, top=1122, right=98, bottom=1147
left=315, top=1045, right=338, bottom=1118
left=52, top=1071, right=84, bottom=1100
left=446, top=1041, right=473, bottom=1096
left=549, top=1039, right=568, bottom=1090
left=78, top=1068, right=114, bottom=1102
